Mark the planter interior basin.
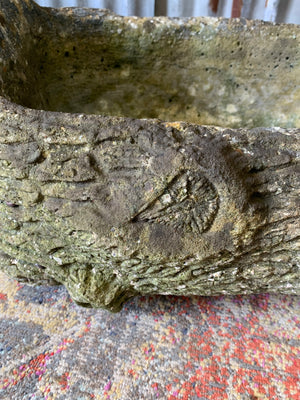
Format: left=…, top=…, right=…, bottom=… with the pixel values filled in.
left=0, top=0, right=299, bottom=129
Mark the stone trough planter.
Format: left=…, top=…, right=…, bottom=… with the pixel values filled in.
left=0, top=0, right=299, bottom=311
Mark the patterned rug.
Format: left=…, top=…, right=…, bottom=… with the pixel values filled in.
left=0, top=271, right=299, bottom=400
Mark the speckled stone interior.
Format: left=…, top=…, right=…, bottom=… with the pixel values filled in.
left=1, top=1, right=299, bottom=128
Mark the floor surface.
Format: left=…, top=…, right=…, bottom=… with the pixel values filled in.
left=0, top=272, right=299, bottom=399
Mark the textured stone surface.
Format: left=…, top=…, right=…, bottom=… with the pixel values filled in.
left=0, top=0, right=299, bottom=311
left=0, top=0, right=299, bottom=128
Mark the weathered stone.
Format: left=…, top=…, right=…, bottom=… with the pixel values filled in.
left=0, top=0, right=299, bottom=311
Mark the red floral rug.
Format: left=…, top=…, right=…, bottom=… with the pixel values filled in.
left=0, top=271, right=299, bottom=399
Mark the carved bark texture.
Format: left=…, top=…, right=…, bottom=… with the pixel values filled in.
left=0, top=99, right=299, bottom=311
left=0, top=1, right=299, bottom=311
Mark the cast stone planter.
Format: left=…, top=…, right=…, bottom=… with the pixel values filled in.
left=0, top=0, right=299, bottom=311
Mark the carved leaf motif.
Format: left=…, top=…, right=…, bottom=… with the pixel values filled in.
left=132, top=171, right=219, bottom=233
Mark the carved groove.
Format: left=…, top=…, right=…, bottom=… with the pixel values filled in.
left=132, top=171, right=219, bottom=233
